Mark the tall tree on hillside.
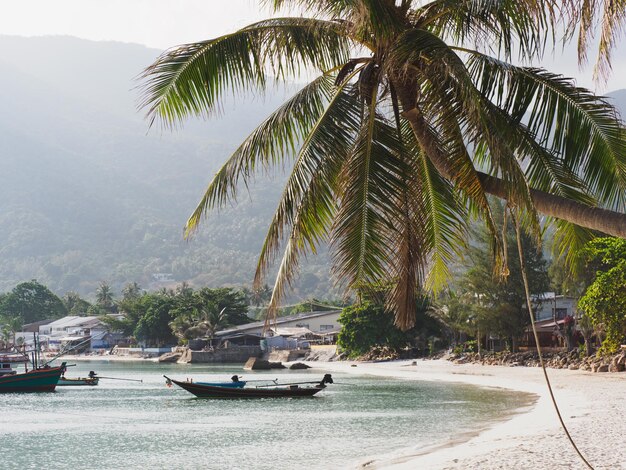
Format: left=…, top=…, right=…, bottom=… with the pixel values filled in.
left=62, top=291, right=92, bottom=316
left=95, top=281, right=116, bottom=313
left=122, top=282, right=142, bottom=302
left=133, top=294, right=178, bottom=347
left=0, top=280, right=67, bottom=324
left=140, top=0, right=626, bottom=329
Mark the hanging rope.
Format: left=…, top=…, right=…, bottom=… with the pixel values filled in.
left=511, top=210, right=594, bottom=469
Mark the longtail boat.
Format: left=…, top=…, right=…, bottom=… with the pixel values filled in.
left=193, top=374, right=246, bottom=389
left=0, top=362, right=66, bottom=393
left=57, top=371, right=99, bottom=386
left=164, top=374, right=333, bottom=398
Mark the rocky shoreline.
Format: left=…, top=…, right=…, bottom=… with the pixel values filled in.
left=346, top=344, right=626, bottom=374
left=449, top=348, right=626, bottom=373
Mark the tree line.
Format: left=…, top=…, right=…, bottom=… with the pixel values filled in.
left=1, top=232, right=624, bottom=353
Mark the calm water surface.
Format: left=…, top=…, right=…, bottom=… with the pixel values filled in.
left=0, top=361, right=531, bottom=469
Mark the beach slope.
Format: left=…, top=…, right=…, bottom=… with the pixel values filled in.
left=319, top=359, right=625, bottom=469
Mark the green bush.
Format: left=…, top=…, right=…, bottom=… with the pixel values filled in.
left=337, top=302, right=416, bottom=358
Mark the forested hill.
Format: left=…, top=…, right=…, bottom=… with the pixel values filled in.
left=0, top=35, right=336, bottom=300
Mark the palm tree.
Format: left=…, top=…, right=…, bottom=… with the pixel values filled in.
left=140, top=0, right=626, bottom=329
left=122, top=282, right=142, bottom=302
left=96, top=282, right=116, bottom=313
left=0, top=316, right=22, bottom=346
left=199, top=307, right=228, bottom=338
left=568, top=0, right=626, bottom=83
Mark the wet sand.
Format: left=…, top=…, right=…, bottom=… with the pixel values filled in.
left=317, top=359, right=625, bottom=469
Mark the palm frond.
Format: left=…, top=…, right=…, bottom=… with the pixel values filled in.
left=265, top=0, right=356, bottom=18
left=139, top=17, right=350, bottom=128
left=467, top=52, right=626, bottom=210
left=331, top=91, right=405, bottom=289
left=185, top=74, right=335, bottom=236
left=594, top=0, right=626, bottom=82
left=417, top=0, right=555, bottom=61
left=254, top=78, right=363, bottom=291
left=384, top=122, right=470, bottom=330
left=551, top=218, right=597, bottom=271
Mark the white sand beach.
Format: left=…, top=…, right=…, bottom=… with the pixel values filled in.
left=318, top=359, right=625, bottom=470
left=54, top=354, right=156, bottom=362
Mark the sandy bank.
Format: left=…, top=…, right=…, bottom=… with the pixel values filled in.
left=317, top=359, right=625, bottom=469
left=54, top=354, right=157, bottom=363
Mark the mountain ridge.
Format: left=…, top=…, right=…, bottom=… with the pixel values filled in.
left=0, top=35, right=335, bottom=300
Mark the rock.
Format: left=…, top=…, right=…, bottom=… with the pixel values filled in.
left=289, top=362, right=311, bottom=370
left=269, top=361, right=286, bottom=369
left=158, top=352, right=181, bottom=363
left=177, top=349, right=192, bottom=363
left=244, top=357, right=271, bottom=370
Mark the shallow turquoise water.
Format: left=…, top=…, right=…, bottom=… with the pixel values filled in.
left=0, top=361, right=531, bottom=470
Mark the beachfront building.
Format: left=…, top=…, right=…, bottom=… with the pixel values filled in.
left=523, top=294, right=581, bottom=349
left=534, top=294, right=578, bottom=321
left=212, top=310, right=342, bottom=350
left=216, top=310, right=341, bottom=336
left=36, top=315, right=125, bottom=352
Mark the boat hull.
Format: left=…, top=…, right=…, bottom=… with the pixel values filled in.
left=194, top=381, right=245, bottom=388
left=167, top=377, right=324, bottom=398
left=0, top=364, right=66, bottom=393
left=57, top=377, right=99, bottom=386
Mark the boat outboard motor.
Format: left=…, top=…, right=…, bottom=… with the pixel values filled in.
left=231, top=375, right=240, bottom=382
left=88, top=371, right=97, bottom=378
left=319, top=374, right=333, bottom=387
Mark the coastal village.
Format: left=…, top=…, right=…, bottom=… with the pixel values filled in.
left=9, top=292, right=625, bottom=375
left=2, top=1, right=626, bottom=469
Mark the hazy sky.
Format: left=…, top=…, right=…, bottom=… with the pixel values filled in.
left=1, top=0, right=625, bottom=92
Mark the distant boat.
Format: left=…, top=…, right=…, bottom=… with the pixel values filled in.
left=164, top=374, right=333, bottom=398
left=0, top=361, right=66, bottom=393
left=57, top=370, right=99, bottom=386
left=0, top=335, right=66, bottom=392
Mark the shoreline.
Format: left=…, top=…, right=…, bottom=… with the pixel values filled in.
left=54, top=354, right=157, bottom=363
left=315, top=359, right=625, bottom=469
left=53, top=353, right=625, bottom=468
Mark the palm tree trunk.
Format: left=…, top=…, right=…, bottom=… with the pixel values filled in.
left=399, top=106, right=626, bottom=238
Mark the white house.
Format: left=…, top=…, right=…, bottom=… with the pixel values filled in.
left=534, top=294, right=578, bottom=321
left=215, top=310, right=342, bottom=338
left=38, top=315, right=124, bottom=351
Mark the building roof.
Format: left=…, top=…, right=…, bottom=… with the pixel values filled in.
left=45, top=315, right=117, bottom=330
left=270, top=327, right=317, bottom=337
left=60, top=335, right=90, bottom=341
left=215, top=310, right=342, bottom=337
left=534, top=293, right=577, bottom=301
left=22, top=319, right=54, bottom=332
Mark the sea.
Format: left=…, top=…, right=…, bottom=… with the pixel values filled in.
left=0, top=361, right=532, bottom=470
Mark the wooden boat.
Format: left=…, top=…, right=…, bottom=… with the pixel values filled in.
left=164, top=374, right=333, bottom=398
left=57, top=376, right=99, bottom=386
left=193, top=374, right=246, bottom=389
left=0, top=362, right=67, bottom=393
left=57, top=370, right=99, bottom=386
